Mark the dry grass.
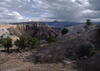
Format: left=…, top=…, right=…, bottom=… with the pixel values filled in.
left=0, top=49, right=77, bottom=71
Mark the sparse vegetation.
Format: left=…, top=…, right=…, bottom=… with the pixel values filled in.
left=46, top=35, right=56, bottom=43
left=61, top=28, right=68, bottom=35
left=79, top=42, right=95, bottom=57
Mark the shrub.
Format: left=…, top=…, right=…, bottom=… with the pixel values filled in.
left=79, top=42, right=95, bottom=57
left=61, top=28, right=68, bottom=35
left=46, top=35, right=56, bottom=43
left=0, top=39, right=2, bottom=43
left=1, top=35, right=4, bottom=39
left=86, top=19, right=92, bottom=25
left=14, top=35, right=41, bottom=51
left=32, top=38, right=41, bottom=47
left=1, top=36, right=12, bottom=53
left=27, top=37, right=41, bottom=49
left=14, top=35, right=27, bottom=51
left=26, top=36, right=33, bottom=48
left=77, top=32, right=80, bottom=34
left=10, top=32, right=13, bottom=35
left=84, top=25, right=89, bottom=31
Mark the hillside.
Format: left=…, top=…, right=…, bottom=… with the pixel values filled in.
left=0, top=23, right=100, bottom=71
left=33, top=23, right=100, bottom=71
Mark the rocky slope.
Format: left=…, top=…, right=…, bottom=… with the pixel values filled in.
left=8, top=23, right=59, bottom=40
left=33, top=23, right=100, bottom=71
left=58, top=23, right=99, bottom=38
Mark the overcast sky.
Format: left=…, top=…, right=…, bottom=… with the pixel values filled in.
left=0, top=0, right=100, bottom=23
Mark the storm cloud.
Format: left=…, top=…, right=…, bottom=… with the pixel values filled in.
left=0, top=0, right=100, bottom=23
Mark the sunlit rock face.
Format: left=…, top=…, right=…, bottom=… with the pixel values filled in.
left=8, top=23, right=59, bottom=40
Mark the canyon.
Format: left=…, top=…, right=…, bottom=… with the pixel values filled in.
left=6, top=22, right=59, bottom=40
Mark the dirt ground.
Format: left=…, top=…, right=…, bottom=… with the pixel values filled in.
left=0, top=47, right=77, bottom=71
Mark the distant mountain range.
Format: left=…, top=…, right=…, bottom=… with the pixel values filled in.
left=10, top=21, right=100, bottom=28
left=31, top=21, right=100, bottom=28
left=46, top=21, right=85, bottom=28
left=29, top=21, right=85, bottom=28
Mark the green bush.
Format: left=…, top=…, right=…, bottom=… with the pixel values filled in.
left=86, top=19, right=92, bottom=25
left=0, top=36, right=12, bottom=53
left=61, top=28, right=68, bottom=35
left=14, top=35, right=27, bottom=51
left=27, top=36, right=41, bottom=49
left=14, top=35, right=41, bottom=51
left=10, top=32, right=13, bottom=35
left=32, top=38, right=41, bottom=47
left=79, top=42, right=95, bottom=57
left=46, top=35, right=56, bottom=43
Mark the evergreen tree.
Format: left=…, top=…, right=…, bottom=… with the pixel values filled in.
left=61, top=28, right=68, bottom=35
left=14, top=35, right=41, bottom=51
left=14, top=35, right=27, bottom=51
left=86, top=19, right=92, bottom=25
left=2, top=37, right=12, bottom=53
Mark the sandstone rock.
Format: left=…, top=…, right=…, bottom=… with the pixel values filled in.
left=8, top=23, right=59, bottom=40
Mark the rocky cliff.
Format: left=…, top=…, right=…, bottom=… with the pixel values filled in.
left=8, top=23, right=59, bottom=40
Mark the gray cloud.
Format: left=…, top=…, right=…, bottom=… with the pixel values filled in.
left=88, top=0, right=100, bottom=11
left=37, top=0, right=87, bottom=22
left=37, top=0, right=100, bottom=22
left=0, top=0, right=100, bottom=23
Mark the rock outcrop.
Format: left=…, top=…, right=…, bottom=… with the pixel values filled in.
left=0, top=26, right=19, bottom=44
left=58, top=23, right=100, bottom=38
left=8, top=23, right=59, bottom=40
